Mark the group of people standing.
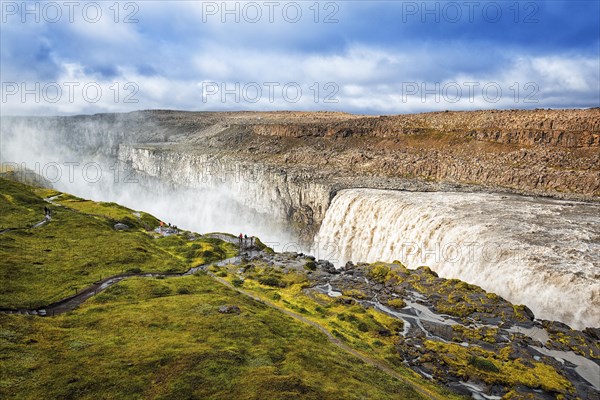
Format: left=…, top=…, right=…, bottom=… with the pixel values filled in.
left=158, top=221, right=179, bottom=235
left=238, top=233, right=254, bottom=248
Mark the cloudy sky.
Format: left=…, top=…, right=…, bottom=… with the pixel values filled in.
left=1, top=0, right=599, bottom=115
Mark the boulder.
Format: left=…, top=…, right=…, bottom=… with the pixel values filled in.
left=317, top=260, right=338, bottom=274
left=521, top=305, right=535, bottom=321
left=218, top=305, right=241, bottom=314
left=583, top=327, right=600, bottom=341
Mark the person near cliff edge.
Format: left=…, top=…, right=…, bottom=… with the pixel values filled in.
left=244, top=234, right=248, bottom=246
left=239, top=233, right=243, bottom=247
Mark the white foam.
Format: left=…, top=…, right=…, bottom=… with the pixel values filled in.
left=314, top=189, right=600, bottom=329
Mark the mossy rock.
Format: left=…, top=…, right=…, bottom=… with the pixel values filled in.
left=258, top=275, right=286, bottom=288
left=468, top=356, right=499, bottom=373
left=303, top=261, right=316, bottom=271
left=342, top=289, right=368, bottom=300
left=387, top=298, right=406, bottom=309
left=367, top=263, right=392, bottom=283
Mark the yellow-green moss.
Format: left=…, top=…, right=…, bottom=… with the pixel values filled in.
left=0, top=179, right=235, bottom=308
left=387, top=298, right=407, bottom=309
left=424, top=341, right=573, bottom=394
left=0, top=275, right=428, bottom=399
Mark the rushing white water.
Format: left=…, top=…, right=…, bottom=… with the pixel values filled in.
left=313, top=189, right=600, bottom=330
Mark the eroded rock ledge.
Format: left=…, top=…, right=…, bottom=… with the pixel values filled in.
left=251, top=108, right=600, bottom=147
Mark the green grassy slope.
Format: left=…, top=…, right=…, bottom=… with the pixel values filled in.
left=0, top=178, right=236, bottom=308
left=1, top=274, right=427, bottom=399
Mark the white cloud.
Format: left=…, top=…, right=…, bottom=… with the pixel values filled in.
left=530, top=56, right=596, bottom=92
left=2, top=39, right=599, bottom=116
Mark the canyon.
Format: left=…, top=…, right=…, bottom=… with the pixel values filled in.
left=1, top=108, right=599, bottom=330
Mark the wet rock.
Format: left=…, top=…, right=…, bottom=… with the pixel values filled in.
left=421, top=362, right=435, bottom=374
left=317, top=260, right=338, bottom=274
left=544, top=320, right=572, bottom=333
left=489, top=384, right=505, bottom=397
left=114, top=223, right=129, bottom=230
left=521, top=305, right=535, bottom=321
left=446, top=382, right=473, bottom=397
left=512, top=385, right=556, bottom=400
left=584, top=327, right=600, bottom=341
left=335, top=297, right=355, bottom=305
left=474, top=314, right=503, bottom=326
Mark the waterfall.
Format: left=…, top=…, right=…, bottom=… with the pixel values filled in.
left=313, top=189, right=600, bottom=330
left=4, top=116, right=599, bottom=329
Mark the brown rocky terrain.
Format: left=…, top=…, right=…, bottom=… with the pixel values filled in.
left=7, top=108, right=598, bottom=194
left=250, top=109, right=600, bottom=147
left=2, top=108, right=598, bottom=240
left=161, top=108, right=600, bottom=199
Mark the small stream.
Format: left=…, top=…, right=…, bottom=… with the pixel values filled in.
left=314, top=283, right=600, bottom=396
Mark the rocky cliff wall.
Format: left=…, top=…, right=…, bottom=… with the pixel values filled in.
left=118, top=145, right=332, bottom=241
left=251, top=108, right=600, bottom=147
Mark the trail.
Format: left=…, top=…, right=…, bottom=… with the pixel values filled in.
left=207, top=270, right=449, bottom=400
left=0, top=200, right=444, bottom=399
left=0, top=214, right=51, bottom=235
left=0, top=249, right=448, bottom=399
left=0, top=194, right=245, bottom=315
left=0, top=257, right=239, bottom=316
left=1, top=195, right=61, bottom=235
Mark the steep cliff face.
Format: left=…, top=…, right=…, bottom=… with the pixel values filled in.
left=4, top=108, right=597, bottom=238
left=251, top=108, right=600, bottom=147
left=241, top=109, right=600, bottom=199
left=118, top=145, right=332, bottom=241
left=272, top=143, right=600, bottom=198
left=4, top=109, right=599, bottom=195
left=2, top=109, right=599, bottom=329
